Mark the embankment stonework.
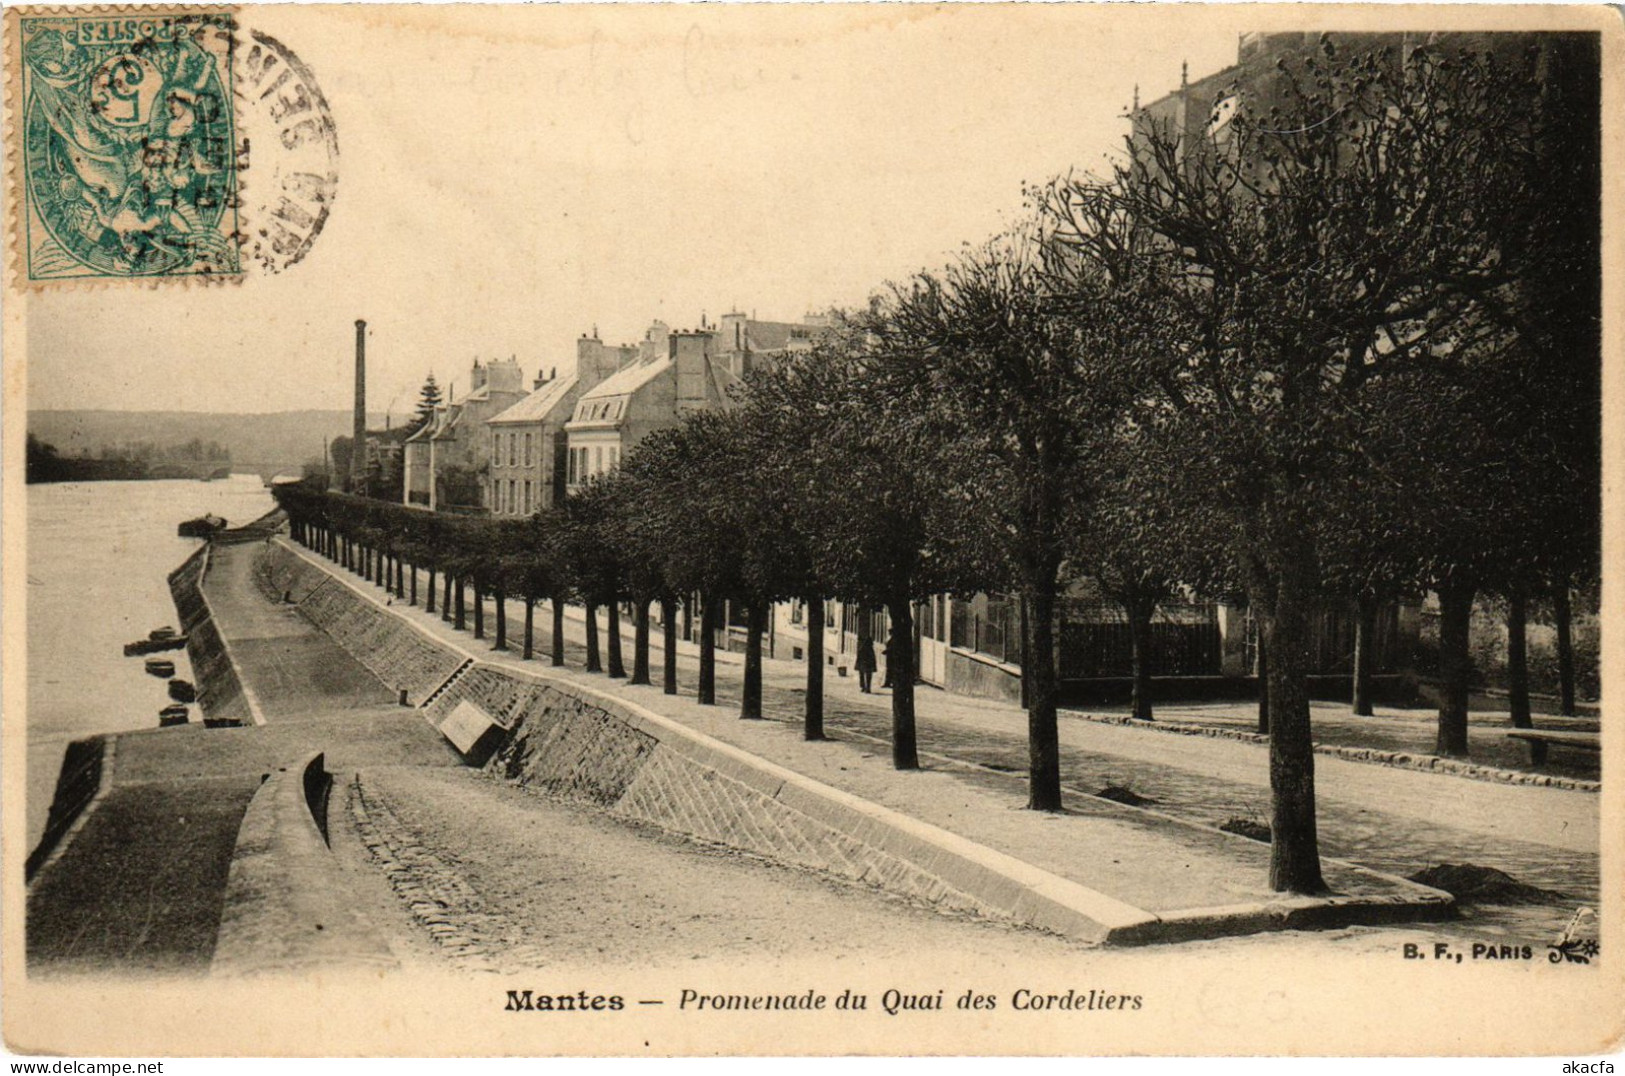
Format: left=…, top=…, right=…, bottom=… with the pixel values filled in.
left=269, top=539, right=1453, bottom=944
left=263, top=545, right=468, bottom=704
left=168, top=546, right=250, bottom=721
left=264, top=542, right=1046, bottom=932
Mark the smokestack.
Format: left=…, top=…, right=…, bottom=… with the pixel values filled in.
left=352, top=319, right=367, bottom=493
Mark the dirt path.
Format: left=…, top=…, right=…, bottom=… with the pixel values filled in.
left=347, top=766, right=1089, bottom=971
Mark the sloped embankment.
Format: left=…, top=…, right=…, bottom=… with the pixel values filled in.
left=167, top=545, right=250, bottom=722
left=264, top=542, right=1111, bottom=937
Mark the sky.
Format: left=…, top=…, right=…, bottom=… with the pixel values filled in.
left=21, top=5, right=1247, bottom=417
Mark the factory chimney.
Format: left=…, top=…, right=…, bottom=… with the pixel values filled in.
left=352, top=319, right=367, bottom=493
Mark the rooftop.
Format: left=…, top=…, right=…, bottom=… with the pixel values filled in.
left=488, top=375, right=578, bottom=426
left=576, top=356, right=671, bottom=403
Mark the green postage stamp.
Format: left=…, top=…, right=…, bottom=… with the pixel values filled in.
left=13, top=10, right=241, bottom=282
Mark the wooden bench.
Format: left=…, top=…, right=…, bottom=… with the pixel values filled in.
left=1506, top=728, right=1601, bottom=767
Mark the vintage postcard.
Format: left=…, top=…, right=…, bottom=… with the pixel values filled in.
left=3, top=2, right=1621, bottom=1059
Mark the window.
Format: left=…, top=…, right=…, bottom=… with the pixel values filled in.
left=523, top=480, right=532, bottom=514
left=567, top=446, right=577, bottom=485
left=608, top=445, right=619, bottom=471
left=509, top=479, right=516, bottom=511
left=493, top=482, right=503, bottom=514
left=524, top=432, right=533, bottom=468
left=592, top=446, right=602, bottom=476
left=492, top=436, right=500, bottom=466
left=508, top=433, right=516, bottom=467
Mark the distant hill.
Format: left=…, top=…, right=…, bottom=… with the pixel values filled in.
left=29, top=410, right=394, bottom=479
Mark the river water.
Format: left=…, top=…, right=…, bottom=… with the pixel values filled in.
left=24, top=475, right=275, bottom=853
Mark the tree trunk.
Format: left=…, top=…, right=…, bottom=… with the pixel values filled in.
left=426, top=567, right=436, bottom=613
left=1351, top=590, right=1378, bottom=717
left=606, top=598, right=626, bottom=678
left=1554, top=584, right=1576, bottom=716
left=1258, top=577, right=1327, bottom=894
left=805, top=594, right=825, bottom=741
left=410, top=563, right=418, bottom=606
left=887, top=597, right=920, bottom=771
left=698, top=596, right=717, bottom=705
left=585, top=603, right=602, bottom=673
left=1506, top=589, right=1531, bottom=729
left=1256, top=628, right=1269, bottom=735
left=454, top=577, right=466, bottom=631
left=1025, top=583, right=1060, bottom=808
left=473, top=583, right=485, bottom=640
left=661, top=597, right=679, bottom=695
left=523, top=595, right=535, bottom=660
left=395, top=557, right=405, bottom=598
left=630, top=599, right=651, bottom=685
left=1127, top=596, right=1155, bottom=722
left=551, top=597, right=566, bottom=667
left=742, top=601, right=765, bottom=719
left=493, top=588, right=508, bottom=650
left=442, top=572, right=453, bottom=622
left=1435, top=580, right=1475, bottom=758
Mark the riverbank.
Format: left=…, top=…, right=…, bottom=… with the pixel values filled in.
left=30, top=520, right=1602, bottom=978
left=24, top=476, right=276, bottom=853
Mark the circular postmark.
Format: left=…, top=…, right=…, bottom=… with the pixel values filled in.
left=19, top=12, right=240, bottom=280
left=234, top=30, right=339, bottom=274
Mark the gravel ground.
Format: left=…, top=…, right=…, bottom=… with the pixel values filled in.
left=347, top=765, right=1095, bottom=971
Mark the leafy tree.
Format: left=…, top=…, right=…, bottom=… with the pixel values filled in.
left=730, top=351, right=864, bottom=738
left=622, top=416, right=747, bottom=707
left=1054, top=37, right=1547, bottom=892
left=329, top=436, right=354, bottom=488
left=556, top=479, right=627, bottom=677
left=876, top=234, right=1129, bottom=804
left=787, top=318, right=1002, bottom=769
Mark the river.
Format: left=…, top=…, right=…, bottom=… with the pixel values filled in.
left=24, top=475, right=276, bottom=854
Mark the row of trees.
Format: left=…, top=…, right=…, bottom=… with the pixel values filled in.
left=276, top=35, right=1599, bottom=896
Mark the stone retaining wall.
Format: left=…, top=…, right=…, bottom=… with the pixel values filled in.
left=263, top=545, right=468, bottom=704
left=271, top=538, right=1458, bottom=944
left=25, top=736, right=109, bottom=882
left=417, top=659, right=1005, bottom=919
left=167, top=546, right=251, bottom=722
left=272, top=539, right=1154, bottom=941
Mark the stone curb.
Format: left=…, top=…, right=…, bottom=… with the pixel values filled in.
left=1067, top=712, right=1600, bottom=793
left=26, top=736, right=119, bottom=888
left=273, top=537, right=1459, bottom=946
left=175, top=543, right=266, bottom=726
left=212, top=751, right=398, bottom=976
